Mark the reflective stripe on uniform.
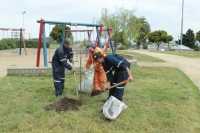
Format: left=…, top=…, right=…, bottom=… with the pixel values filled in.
left=54, top=80, right=61, bottom=82
left=116, top=86, right=124, bottom=89
left=106, top=66, right=113, bottom=73
left=60, top=59, right=67, bottom=61
left=113, top=83, right=116, bottom=84
left=106, top=70, right=110, bottom=73
left=61, top=78, right=65, bottom=80
left=117, top=61, right=122, bottom=68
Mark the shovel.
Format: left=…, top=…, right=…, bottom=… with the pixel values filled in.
left=91, top=79, right=129, bottom=97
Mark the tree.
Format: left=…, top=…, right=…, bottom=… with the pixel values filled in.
left=49, top=24, right=71, bottom=43
left=134, top=17, right=151, bottom=49
left=100, top=7, right=137, bottom=52
left=147, top=30, right=173, bottom=50
left=195, top=31, right=200, bottom=41
left=182, top=29, right=195, bottom=48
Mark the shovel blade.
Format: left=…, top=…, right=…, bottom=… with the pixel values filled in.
left=91, top=90, right=103, bottom=97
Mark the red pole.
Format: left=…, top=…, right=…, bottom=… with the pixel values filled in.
left=22, top=33, right=27, bottom=56
left=36, top=19, right=44, bottom=67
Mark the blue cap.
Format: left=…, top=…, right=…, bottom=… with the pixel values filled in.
left=85, top=42, right=96, bottom=52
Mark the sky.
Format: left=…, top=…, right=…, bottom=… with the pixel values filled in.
left=0, top=0, right=199, bottom=42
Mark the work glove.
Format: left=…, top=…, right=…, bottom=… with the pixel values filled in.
left=69, top=58, right=74, bottom=63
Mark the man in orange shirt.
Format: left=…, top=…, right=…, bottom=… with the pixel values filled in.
left=85, top=43, right=106, bottom=91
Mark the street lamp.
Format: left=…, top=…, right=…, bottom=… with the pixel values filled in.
left=22, top=11, right=26, bottom=29
left=180, top=0, right=184, bottom=54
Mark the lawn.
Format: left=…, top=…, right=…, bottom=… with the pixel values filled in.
left=149, top=50, right=200, bottom=58
left=115, top=50, right=165, bottom=62
left=0, top=65, right=200, bottom=132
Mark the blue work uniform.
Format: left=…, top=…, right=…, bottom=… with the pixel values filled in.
left=52, top=43, right=73, bottom=96
left=102, top=54, right=130, bottom=101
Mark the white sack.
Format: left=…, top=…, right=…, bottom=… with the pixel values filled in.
left=102, top=96, right=128, bottom=120
left=78, top=70, right=94, bottom=93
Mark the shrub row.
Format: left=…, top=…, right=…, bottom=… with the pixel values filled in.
left=0, top=38, right=50, bottom=50
left=117, top=45, right=128, bottom=50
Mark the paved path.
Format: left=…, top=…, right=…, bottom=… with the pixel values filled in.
left=127, top=50, right=200, bottom=90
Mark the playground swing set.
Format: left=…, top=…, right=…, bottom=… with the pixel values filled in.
left=0, top=28, right=27, bottom=56
left=36, top=19, right=114, bottom=68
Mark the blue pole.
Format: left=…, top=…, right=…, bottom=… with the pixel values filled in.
left=68, top=32, right=70, bottom=38
left=19, top=28, right=22, bottom=55
left=96, top=26, right=102, bottom=48
left=42, top=24, right=48, bottom=67
left=62, top=24, right=65, bottom=43
left=107, top=28, right=114, bottom=54
left=87, top=31, right=90, bottom=39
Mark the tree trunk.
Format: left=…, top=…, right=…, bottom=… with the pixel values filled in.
left=137, top=42, right=140, bottom=49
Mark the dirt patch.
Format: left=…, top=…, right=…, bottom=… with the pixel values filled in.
left=44, top=97, right=82, bottom=113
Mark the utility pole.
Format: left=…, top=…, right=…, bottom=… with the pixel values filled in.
left=180, top=0, right=184, bottom=54
left=22, top=11, right=26, bottom=29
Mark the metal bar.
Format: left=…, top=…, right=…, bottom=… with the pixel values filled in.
left=19, top=28, right=22, bottom=55
left=62, top=24, right=65, bottom=43
left=36, top=19, right=44, bottom=67
left=180, top=0, right=184, bottom=54
left=37, top=20, right=101, bottom=27
left=96, top=26, right=102, bottom=48
left=21, top=33, right=27, bottom=56
left=107, top=28, right=114, bottom=54
left=0, top=28, right=25, bottom=31
left=65, top=30, right=93, bottom=32
left=43, top=23, right=48, bottom=67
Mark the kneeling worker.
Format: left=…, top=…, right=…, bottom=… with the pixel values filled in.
left=92, top=52, right=133, bottom=101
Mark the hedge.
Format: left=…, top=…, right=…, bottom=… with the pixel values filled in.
left=0, top=39, right=50, bottom=50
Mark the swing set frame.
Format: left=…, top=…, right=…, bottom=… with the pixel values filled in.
left=36, top=19, right=114, bottom=67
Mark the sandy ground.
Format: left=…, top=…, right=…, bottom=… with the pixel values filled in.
left=1, top=48, right=200, bottom=90
left=127, top=50, right=200, bottom=90
left=0, top=48, right=87, bottom=78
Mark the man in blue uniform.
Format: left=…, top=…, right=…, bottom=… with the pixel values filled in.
left=52, top=38, right=75, bottom=97
left=92, top=52, right=133, bottom=101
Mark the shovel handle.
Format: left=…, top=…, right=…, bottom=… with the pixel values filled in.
left=106, top=79, right=129, bottom=90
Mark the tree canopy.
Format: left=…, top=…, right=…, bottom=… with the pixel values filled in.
left=99, top=6, right=150, bottom=51
left=49, top=24, right=71, bottom=43
left=182, top=28, right=195, bottom=48
left=147, top=30, right=173, bottom=50
left=195, top=31, right=200, bottom=42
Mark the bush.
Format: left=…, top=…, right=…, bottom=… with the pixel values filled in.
left=193, top=45, right=200, bottom=51
left=0, top=39, right=50, bottom=49
left=143, top=44, right=148, bottom=49
left=0, top=38, right=17, bottom=49
left=117, top=45, right=127, bottom=50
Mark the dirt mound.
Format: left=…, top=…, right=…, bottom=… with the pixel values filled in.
left=44, top=97, right=82, bottom=113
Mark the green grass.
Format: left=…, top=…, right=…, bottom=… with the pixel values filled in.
left=1, top=66, right=200, bottom=132
left=113, top=50, right=165, bottom=62
left=150, top=50, right=200, bottom=58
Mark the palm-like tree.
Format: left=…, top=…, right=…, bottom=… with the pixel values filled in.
left=134, top=17, right=151, bottom=49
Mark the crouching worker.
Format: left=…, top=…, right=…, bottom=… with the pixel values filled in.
left=92, top=52, right=133, bottom=101
left=52, top=38, right=75, bottom=97
left=85, top=43, right=107, bottom=92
